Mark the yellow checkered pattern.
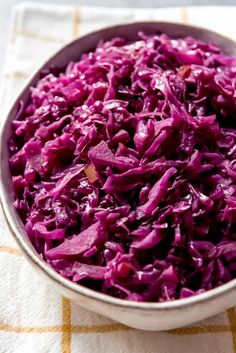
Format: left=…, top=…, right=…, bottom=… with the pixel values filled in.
left=1, top=3, right=236, bottom=353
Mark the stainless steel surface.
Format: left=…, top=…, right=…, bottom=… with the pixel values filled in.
left=0, top=0, right=235, bottom=76
left=1, top=21, right=236, bottom=331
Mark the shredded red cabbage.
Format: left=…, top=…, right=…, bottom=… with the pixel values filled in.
left=9, top=32, right=236, bottom=302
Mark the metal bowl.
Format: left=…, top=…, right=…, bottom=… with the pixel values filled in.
left=1, top=22, right=236, bottom=331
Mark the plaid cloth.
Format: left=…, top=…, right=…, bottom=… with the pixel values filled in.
left=1, top=3, right=236, bottom=353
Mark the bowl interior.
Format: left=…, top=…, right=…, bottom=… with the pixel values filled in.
left=1, top=21, right=236, bottom=310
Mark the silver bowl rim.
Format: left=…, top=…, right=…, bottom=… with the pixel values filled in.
left=1, top=20, right=236, bottom=312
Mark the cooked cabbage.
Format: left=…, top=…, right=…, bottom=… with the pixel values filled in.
left=9, top=32, right=236, bottom=301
